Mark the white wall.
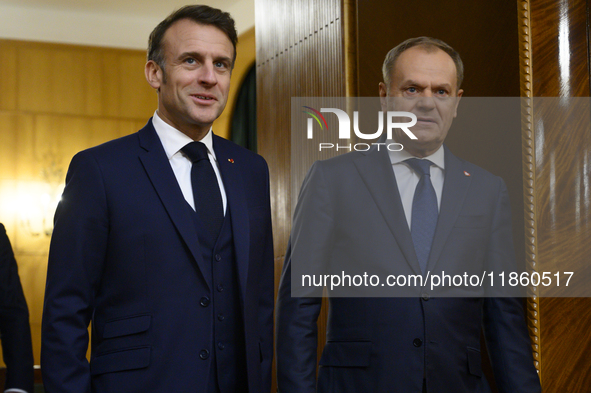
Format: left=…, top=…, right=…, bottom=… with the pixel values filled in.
left=0, top=0, right=254, bottom=49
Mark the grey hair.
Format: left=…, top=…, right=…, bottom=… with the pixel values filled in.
left=382, top=37, right=464, bottom=89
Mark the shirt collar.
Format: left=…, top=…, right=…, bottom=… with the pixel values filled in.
left=152, top=111, right=217, bottom=160
left=388, top=143, right=445, bottom=170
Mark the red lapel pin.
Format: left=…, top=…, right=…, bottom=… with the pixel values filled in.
left=228, top=159, right=235, bottom=164
left=464, top=171, right=471, bottom=177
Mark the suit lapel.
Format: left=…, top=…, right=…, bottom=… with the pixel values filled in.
left=426, top=146, right=472, bottom=272
left=137, top=121, right=212, bottom=290
left=213, top=136, right=250, bottom=301
left=353, top=148, right=422, bottom=275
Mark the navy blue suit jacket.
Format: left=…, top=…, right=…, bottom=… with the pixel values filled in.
left=0, top=223, right=34, bottom=393
left=41, top=120, right=274, bottom=393
left=276, top=145, right=541, bottom=392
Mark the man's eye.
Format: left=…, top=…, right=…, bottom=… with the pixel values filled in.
left=407, top=87, right=417, bottom=93
left=185, top=58, right=196, bottom=64
left=214, top=61, right=226, bottom=68
left=437, top=89, right=448, bottom=95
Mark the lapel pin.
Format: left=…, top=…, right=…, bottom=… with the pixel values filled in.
left=228, top=159, right=235, bottom=164
left=464, top=171, right=471, bottom=177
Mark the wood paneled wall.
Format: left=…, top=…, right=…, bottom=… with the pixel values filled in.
left=0, top=39, right=155, bottom=368
left=256, top=0, right=346, bottom=251
left=356, top=1, right=521, bottom=98
left=519, top=0, right=591, bottom=389
left=255, top=0, right=350, bottom=390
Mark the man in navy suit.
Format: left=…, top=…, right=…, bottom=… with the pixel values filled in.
left=0, top=223, right=34, bottom=393
left=41, top=5, right=273, bottom=393
left=276, top=37, right=541, bottom=392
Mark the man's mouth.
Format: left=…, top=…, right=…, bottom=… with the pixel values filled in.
left=192, top=94, right=216, bottom=101
left=417, top=117, right=435, bottom=123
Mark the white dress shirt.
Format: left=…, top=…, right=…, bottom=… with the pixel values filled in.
left=152, top=111, right=227, bottom=214
left=388, top=144, right=445, bottom=229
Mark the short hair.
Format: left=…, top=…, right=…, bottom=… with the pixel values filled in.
left=382, top=37, right=464, bottom=90
left=147, top=5, right=238, bottom=72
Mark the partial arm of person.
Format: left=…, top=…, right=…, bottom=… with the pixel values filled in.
left=276, top=161, right=334, bottom=393
left=41, top=151, right=109, bottom=393
left=256, top=160, right=275, bottom=393
left=0, top=224, right=34, bottom=393
left=482, top=179, right=541, bottom=393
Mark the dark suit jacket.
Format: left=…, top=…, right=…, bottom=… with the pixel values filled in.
left=276, top=145, right=541, bottom=393
left=41, top=120, right=274, bottom=393
left=0, top=223, right=34, bottom=393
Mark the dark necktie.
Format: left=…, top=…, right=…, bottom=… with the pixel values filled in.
left=181, top=141, right=224, bottom=238
left=406, top=158, right=438, bottom=274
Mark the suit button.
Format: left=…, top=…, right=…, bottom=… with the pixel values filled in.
left=217, top=284, right=224, bottom=292
left=413, top=338, right=423, bottom=347
left=217, top=342, right=225, bottom=350
left=200, top=296, right=210, bottom=307
left=215, top=254, right=222, bottom=261
left=199, top=349, right=210, bottom=359
left=421, top=293, right=430, bottom=301
left=217, top=313, right=225, bottom=321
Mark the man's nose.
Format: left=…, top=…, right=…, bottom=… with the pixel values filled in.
left=416, top=90, right=436, bottom=110
left=198, top=64, right=217, bottom=85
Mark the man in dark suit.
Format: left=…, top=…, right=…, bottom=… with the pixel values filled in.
left=276, top=37, right=541, bottom=392
left=0, top=224, right=34, bottom=393
left=41, top=5, right=273, bottom=393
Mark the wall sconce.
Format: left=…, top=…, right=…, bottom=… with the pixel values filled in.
left=15, top=181, right=63, bottom=238
left=13, top=158, right=64, bottom=238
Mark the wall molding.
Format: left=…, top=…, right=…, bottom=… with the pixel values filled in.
left=517, top=0, right=542, bottom=377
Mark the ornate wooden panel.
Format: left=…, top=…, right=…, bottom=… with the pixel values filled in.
left=255, top=1, right=351, bottom=390
left=0, top=39, right=156, bottom=369
left=519, top=0, right=591, bottom=389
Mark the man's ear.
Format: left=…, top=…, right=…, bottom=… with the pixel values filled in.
left=145, top=60, right=163, bottom=90
left=453, top=89, right=464, bottom=118
left=379, top=82, right=388, bottom=111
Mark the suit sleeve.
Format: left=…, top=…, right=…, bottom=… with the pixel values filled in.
left=257, top=159, right=274, bottom=393
left=276, top=161, right=333, bottom=393
left=41, top=152, right=109, bottom=393
left=482, top=179, right=541, bottom=393
left=0, top=224, right=34, bottom=393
